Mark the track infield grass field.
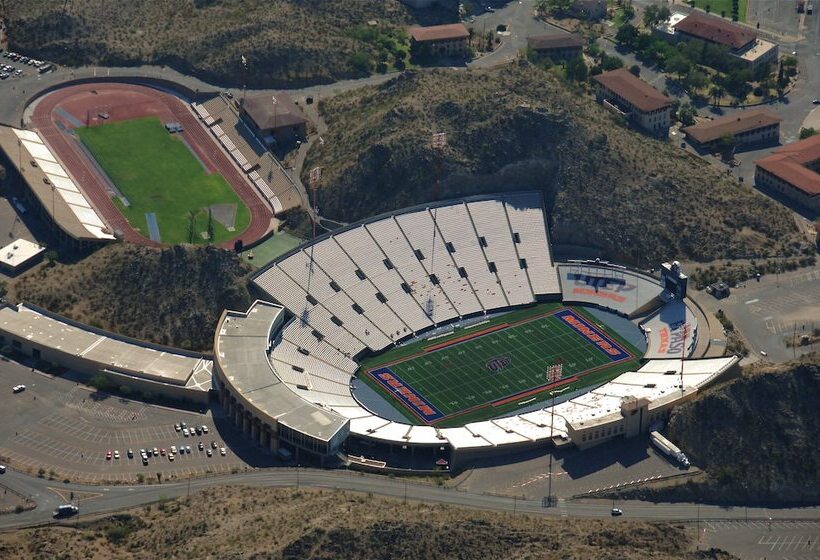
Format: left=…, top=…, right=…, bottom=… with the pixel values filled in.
left=357, top=304, right=642, bottom=427
left=77, top=117, right=250, bottom=244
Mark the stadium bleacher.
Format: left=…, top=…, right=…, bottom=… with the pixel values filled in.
left=191, top=96, right=301, bottom=214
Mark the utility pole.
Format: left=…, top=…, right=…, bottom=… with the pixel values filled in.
left=546, top=384, right=570, bottom=508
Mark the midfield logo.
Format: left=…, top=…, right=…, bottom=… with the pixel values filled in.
left=486, top=356, right=511, bottom=373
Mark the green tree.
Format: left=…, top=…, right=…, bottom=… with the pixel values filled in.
left=565, top=55, right=588, bottom=82
left=800, top=127, right=818, bottom=139
left=666, top=54, right=691, bottom=80
left=684, top=69, right=708, bottom=92
left=642, top=4, right=670, bottom=28
left=709, top=84, right=726, bottom=105
left=349, top=51, right=370, bottom=73
left=718, top=134, right=736, bottom=160
left=207, top=209, right=214, bottom=241
left=615, top=23, right=639, bottom=47
left=677, top=102, right=696, bottom=126
left=629, top=64, right=640, bottom=76
left=602, top=54, right=624, bottom=71
left=44, top=250, right=58, bottom=266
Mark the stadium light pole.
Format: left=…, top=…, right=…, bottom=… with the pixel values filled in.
left=547, top=385, right=570, bottom=508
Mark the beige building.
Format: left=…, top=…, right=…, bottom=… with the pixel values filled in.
left=592, top=69, right=672, bottom=138
left=409, top=23, right=470, bottom=58
left=755, top=135, right=820, bottom=213
left=682, top=108, right=782, bottom=152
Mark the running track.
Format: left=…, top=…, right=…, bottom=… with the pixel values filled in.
left=29, top=83, right=273, bottom=248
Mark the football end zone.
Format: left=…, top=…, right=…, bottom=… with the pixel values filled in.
left=365, top=307, right=636, bottom=426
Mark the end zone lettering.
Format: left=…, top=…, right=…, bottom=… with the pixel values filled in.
left=369, top=368, right=444, bottom=423
left=555, top=309, right=630, bottom=362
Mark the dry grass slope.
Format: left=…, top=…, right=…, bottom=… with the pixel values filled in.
left=304, top=64, right=800, bottom=264
left=8, top=244, right=253, bottom=352
left=8, top=1, right=440, bottom=86
left=0, top=486, right=737, bottom=559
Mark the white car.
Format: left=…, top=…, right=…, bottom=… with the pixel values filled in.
left=168, top=453, right=175, bottom=462
left=170, top=445, right=177, bottom=454
left=182, top=428, right=189, bottom=437
left=12, top=384, right=26, bottom=393
left=611, top=508, right=623, bottom=516
left=0, top=465, right=6, bottom=474
left=202, top=425, right=209, bottom=434
left=113, top=450, right=120, bottom=460
left=220, top=447, right=227, bottom=456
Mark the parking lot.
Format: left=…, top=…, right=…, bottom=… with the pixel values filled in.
left=0, top=50, right=53, bottom=81
left=705, top=519, right=820, bottom=560
left=0, top=358, right=277, bottom=484
left=695, top=266, right=820, bottom=363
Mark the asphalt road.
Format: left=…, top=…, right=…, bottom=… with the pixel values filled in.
left=3, top=464, right=820, bottom=531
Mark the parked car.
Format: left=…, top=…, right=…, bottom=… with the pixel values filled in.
left=183, top=428, right=189, bottom=437
left=220, top=447, right=227, bottom=456
left=202, top=425, right=209, bottom=434
left=113, top=450, right=120, bottom=460
left=198, top=442, right=204, bottom=451
left=211, top=441, right=218, bottom=449
left=170, top=445, right=177, bottom=454
left=12, top=384, right=26, bottom=393
left=169, top=453, right=175, bottom=461
left=127, top=449, right=134, bottom=459
left=0, top=465, right=7, bottom=474
left=813, top=98, right=820, bottom=104
left=206, top=449, right=212, bottom=457
left=174, top=424, right=181, bottom=432
left=106, top=450, right=112, bottom=460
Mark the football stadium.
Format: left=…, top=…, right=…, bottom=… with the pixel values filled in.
left=212, top=193, right=739, bottom=471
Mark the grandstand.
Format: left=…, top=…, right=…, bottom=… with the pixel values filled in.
left=0, top=303, right=212, bottom=402
left=0, top=126, right=115, bottom=248
left=192, top=95, right=302, bottom=214
left=212, top=193, right=737, bottom=470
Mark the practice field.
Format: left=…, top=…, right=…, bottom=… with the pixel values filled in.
left=358, top=304, right=642, bottom=427
left=77, top=117, right=250, bottom=244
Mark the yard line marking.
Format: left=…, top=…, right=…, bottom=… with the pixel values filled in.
left=745, top=299, right=760, bottom=304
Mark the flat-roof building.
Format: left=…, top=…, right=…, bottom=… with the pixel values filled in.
left=239, top=93, right=308, bottom=146
left=0, top=239, right=45, bottom=274
left=0, top=303, right=212, bottom=402
left=754, top=135, right=820, bottom=213
left=409, top=23, right=470, bottom=58
left=592, top=69, right=672, bottom=138
left=682, top=108, right=781, bottom=151
left=527, top=34, right=584, bottom=61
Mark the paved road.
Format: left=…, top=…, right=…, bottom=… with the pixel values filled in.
left=2, top=463, right=820, bottom=531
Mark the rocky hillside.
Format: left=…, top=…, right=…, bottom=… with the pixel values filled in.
left=8, top=244, right=253, bottom=352
left=304, top=64, right=802, bottom=264
left=8, top=1, right=449, bottom=87
left=0, top=486, right=736, bottom=559
left=618, top=356, right=820, bottom=505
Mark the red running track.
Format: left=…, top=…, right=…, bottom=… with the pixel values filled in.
left=30, top=83, right=273, bottom=248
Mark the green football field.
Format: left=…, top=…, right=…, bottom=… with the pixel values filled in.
left=77, top=117, right=250, bottom=244
left=359, top=304, right=642, bottom=427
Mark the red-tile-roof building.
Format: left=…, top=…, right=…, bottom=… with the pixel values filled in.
left=527, top=34, right=584, bottom=61
left=682, top=109, right=782, bottom=150
left=409, top=23, right=470, bottom=58
left=755, top=135, right=820, bottom=212
left=671, top=11, right=778, bottom=71
left=592, top=69, right=672, bottom=137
